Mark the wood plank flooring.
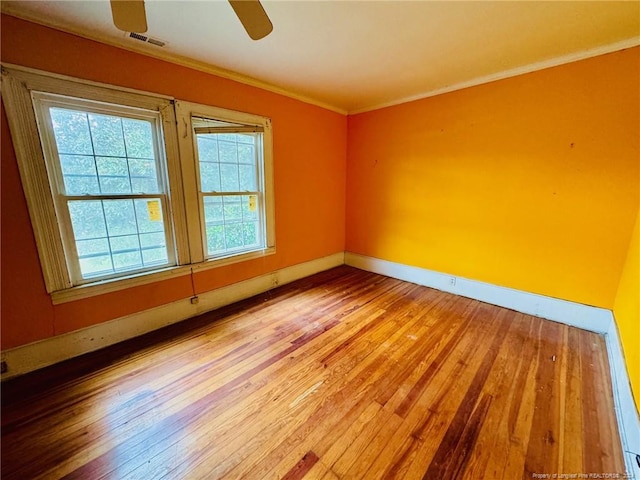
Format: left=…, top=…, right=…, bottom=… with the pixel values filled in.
left=1, top=266, right=625, bottom=479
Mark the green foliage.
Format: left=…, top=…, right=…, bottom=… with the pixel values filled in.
left=67, top=197, right=168, bottom=278
left=203, top=195, right=260, bottom=256
left=52, top=107, right=169, bottom=278
left=197, top=133, right=257, bottom=194
left=51, top=107, right=159, bottom=196
left=51, top=108, right=264, bottom=277
left=196, top=131, right=261, bottom=258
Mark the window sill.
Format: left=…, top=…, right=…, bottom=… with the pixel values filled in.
left=51, top=246, right=276, bottom=305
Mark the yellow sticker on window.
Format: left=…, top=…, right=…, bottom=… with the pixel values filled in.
left=147, top=200, right=161, bottom=221
left=248, top=195, right=257, bottom=212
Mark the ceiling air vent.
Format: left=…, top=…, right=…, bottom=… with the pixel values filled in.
left=125, top=32, right=167, bottom=47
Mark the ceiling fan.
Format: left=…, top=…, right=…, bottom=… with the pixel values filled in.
left=110, top=0, right=273, bottom=40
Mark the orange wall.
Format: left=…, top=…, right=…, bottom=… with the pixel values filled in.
left=0, top=15, right=347, bottom=349
left=614, top=204, right=640, bottom=411
left=347, top=47, right=639, bottom=309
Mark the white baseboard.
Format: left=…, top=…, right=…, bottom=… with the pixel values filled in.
left=345, top=252, right=612, bottom=333
left=0, top=252, right=345, bottom=381
left=606, top=318, right=640, bottom=478
left=345, top=251, right=640, bottom=477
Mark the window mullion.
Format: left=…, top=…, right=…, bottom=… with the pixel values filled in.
left=120, top=118, right=136, bottom=195
left=84, top=111, right=102, bottom=194
left=98, top=199, right=117, bottom=274
left=173, top=100, right=205, bottom=264
left=130, top=200, right=146, bottom=268
left=220, top=194, right=228, bottom=251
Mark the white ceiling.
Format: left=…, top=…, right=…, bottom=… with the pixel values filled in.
left=2, top=1, right=639, bottom=114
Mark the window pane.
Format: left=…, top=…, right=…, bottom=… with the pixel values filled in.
left=110, top=235, right=142, bottom=271
left=203, top=197, right=225, bottom=256
left=122, top=118, right=154, bottom=159
left=68, top=201, right=107, bottom=240
left=129, top=159, right=160, bottom=194
left=237, top=143, right=255, bottom=164
left=76, top=238, right=112, bottom=277
left=204, top=197, right=224, bottom=224
left=220, top=164, right=239, bottom=191
left=239, top=164, right=256, bottom=191
left=79, top=255, right=113, bottom=278
left=225, top=223, right=243, bottom=249
left=196, top=136, right=219, bottom=162
left=243, top=222, right=259, bottom=246
left=60, top=155, right=100, bottom=195
left=76, top=238, right=110, bottom=257
left=112, top=251, right=143, bottom=271
left=236, top=133, right=254, bottom=145
left=140, top=232, right=168, bottom=265
left=68, top=198, right=169, bottom=278
left=88, top=113, right=126, bottom=157
left=195, top=132, right=257, bottom=194
left=217, top=133, right=237, bottom=143
left=241, top=195, right=258, bottom=221
left=218, top=140, right=237, bottom=163
left=60, top=154, right=96, bottom=176
left=104, top=200, right=137, bottom=236
left=96, top=157, right=131, bottom=194
left=223, top=196, right=242, bottom=222
left=50, top=108, right=93, bottom=155
left=206, top=225, right=226, bottom=255
left=51, top=108, right=160, bottom=196
left=109, top=234, right=139, bottom=253
left=200, top=162, right=221, bottom=193
left=202, top=195, right=261, bottom=257
left=134, top=199, right=166, bottom=233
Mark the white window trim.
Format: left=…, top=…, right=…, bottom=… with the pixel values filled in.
left=51, top=244, right=278, bottom=305
left=1, top=64, right=276, bottom=304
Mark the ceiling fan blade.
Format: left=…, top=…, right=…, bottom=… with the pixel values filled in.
left=110, top=0, right=148, bottom=33
left=228, top=0, right=273, bottom=40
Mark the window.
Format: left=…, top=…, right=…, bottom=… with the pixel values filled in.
left=32, top=94, right=175, bottom=284
left=174, top=101, right=275, bottom=267
left=1, top=65, right=274, bottom=302
left=193, top=117, right=265, bottom=258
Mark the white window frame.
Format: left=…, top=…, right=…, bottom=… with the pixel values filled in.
left=1, top=64, right=276, bottom=304
left=175, top=101, right=275, bottom=268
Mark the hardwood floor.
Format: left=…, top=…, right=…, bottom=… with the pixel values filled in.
left=1, top=266, right=625, bottom=479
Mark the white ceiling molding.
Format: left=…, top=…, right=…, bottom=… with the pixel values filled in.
left=2, top=1, right=638, bottom=115
left=349, top=36, right=640, bottom=115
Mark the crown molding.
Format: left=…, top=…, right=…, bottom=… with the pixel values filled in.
left=0, top=8, right=348, bottom=116
left=3, top=8, right=637, bottom=117
left=349, top=36, right=640, bottom=115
